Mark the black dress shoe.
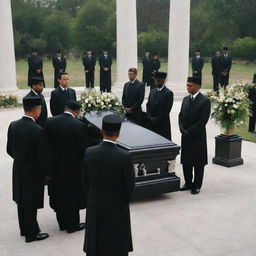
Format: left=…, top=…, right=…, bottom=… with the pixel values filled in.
left=180, top=185, right=192, bottom=191
left=191, top=189, right=200, bottom=195
left=67, top=223, right=86, bottom=233
left=20, top=232, right=25, bottom=237
left=25, top=233, right=49, bottom=243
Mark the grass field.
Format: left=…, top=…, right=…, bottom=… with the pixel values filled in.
left=16, top=59, right=256, bottom=89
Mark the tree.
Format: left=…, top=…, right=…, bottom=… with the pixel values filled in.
left=232, top=37, right=256, bottom=59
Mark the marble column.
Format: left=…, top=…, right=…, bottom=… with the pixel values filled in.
left=116, top=0, right=137, bottom=86
left=0, top=0, right=17, bottom=92
left=167, top=0, right=190, bottom=87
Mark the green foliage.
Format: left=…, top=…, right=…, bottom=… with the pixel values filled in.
left=232, top=37, right=256, bottom=59
left=0, top=95, right=19, bottom=108
left=138, top=30, right=168, bottom=57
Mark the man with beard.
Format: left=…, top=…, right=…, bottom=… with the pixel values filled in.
left=44, top=100, right=89, bottom=233
left=27, top=49, right=44, bottom=87
left=25, top=77, right=47, bottom=127
left=146, top=72, right=173, bottom=140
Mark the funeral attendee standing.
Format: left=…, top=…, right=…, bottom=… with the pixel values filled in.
left=191, top=49, right=204, bottom=81
left=146, top=72, right=173, bottom=140
left=7, top=96, right=49, bottom=243
left=50, top=72, right=76, bottom=116
left=27, top=49, right=44, bottom=87
left=83, top=114, right=135, bottom=256
left=248, top=75, right=256, bottom=133
left=220, top=47, right=232, bottom=88
left=179, top=77, right=211, bottom=194
left=122, top=68, right=145, bottom=125
left=83, top=49, right=96, bottom=89
left=45, top=100, right=88, bottom=233
left=142, top=50, right=152, bottom=87
left=211, top=49, right=222, bottom=91
left=25, top=77, right=47, bottom=127
left=99, top=48, right=112, bottom=92
left=52, top=49, right=67, bottom=88
left=150, top=53, right=161, bottom=89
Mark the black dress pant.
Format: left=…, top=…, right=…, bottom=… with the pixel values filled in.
left=85, top=71, right=94, bottom=88
left=213, top=74, right=221, bottom=91
left=17, top=206, right=40, bottom=238
left=249, top=110, right=256, bottom=132
left=100, top=71, right=111, bottom=92
left=182, top=165, right=205, bottom=190
left=56, top=209, right=80, bottom=231
left=220, top=73, right=229, bottom=88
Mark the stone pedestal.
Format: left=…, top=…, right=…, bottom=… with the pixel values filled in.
left=0, top=0, right=17, bottom=92
left=116, top=0, right=137, bottom=87
left=167, top=0, right=190, bottom=87
left=212, top=134, right=244, bottom=167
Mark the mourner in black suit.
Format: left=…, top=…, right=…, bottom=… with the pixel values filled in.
left=50, top=72, right=76, bottom=116
left=211, top=49, right=222, bottom=91
left=146, top=72, right=173, bottom=140
left=83, top=50, right=96, bottom=88
left=83, top=114, right=135, bottom=256
left=122, top=67, right=145, bottom=126
left=99, top=49, right=112, bottom=92
left=219, top=47, right=232, bottom=88
left=7, top=96, right=49, bottom=243
left=27, top=49, right=44, bottom=87
left=142, top=51, right=152, bottom=87
left=25, top=77, right=47, bottom=127
left=150, top=53, right=161, bottom=89
left=52, top=49, right=67, bottom=88
left=191, top=49, right=204, bottom=82
left=179, top=77, right=211, bottom=195
left=249, top=75, right=256, bottom=133
left=45, top=100, right=88, bottom=233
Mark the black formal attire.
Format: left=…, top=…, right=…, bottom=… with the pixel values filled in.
left=7, top=116, right=49, bottom=239
left=44, top=112, right=89, bottom=231
left=83, top=141, right=135, bottom=256
left=192, top=56, right=204, bottom=81
left=211, top=55, right=221, bottom=91
left=249, top=86, right=256, bottom=132
left=50, top=86, right=76, bottom=116
left=28, top=55, right=44, bottom=87
left=99, top=54, right=112, bottom=92
left=122, top=79, right=145, bottom=125
left=52, top=56, right=67, bottom=88
left=142, top=56, right=152, bottom=86
left=146, top=86, right=173, bottom=140
left=178, top=92, right=211, bottom=191
left=25, top=90, right=48, bottom=127
left=150, top=58, right=161, bottom=89
left=83, top=55, right=96, bottom=88
left=219, top=54, right=232, bottom=88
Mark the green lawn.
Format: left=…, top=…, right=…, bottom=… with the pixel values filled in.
left=16, top=59, right=256, bottom=89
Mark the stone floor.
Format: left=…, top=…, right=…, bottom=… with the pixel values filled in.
left=0, top=85, right=256, bottom=256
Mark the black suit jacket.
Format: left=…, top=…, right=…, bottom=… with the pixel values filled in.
left=27, top=56, right=44, bottom=86
left=146, top=86, right=173, bottom=140
left=219, top=54, right=232, bottom=73
left=52, top=56, right=66, bottom=73
left=7, top=117, right=49, bottom=208
left=83, top=141, right=135, bottom=255
left=99, top=54, right=112, bottom=70
left=26, top=90, right=48, bottom=127
left=179, top=92, right=211, bottom=166
left=83, top=55, right=96, bottom=72
left=50, top=86, right=76, bottom=116
left=44, top=113, right=89, bottom=210
left=211, top=55, right=221, bottom=76
left=192, top=56, right=204, bottom=73
left=142, top=56, right=152, bottom=82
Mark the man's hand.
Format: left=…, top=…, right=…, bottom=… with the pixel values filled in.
left=36, top=69, right=41, bottom=73
left=59, top=69, right=63, bottom=73
left=104, top=67, right=109, bottom=72
left=85, top=69, right=88, bottom=73
left=125, top=108, right=133, bottom=114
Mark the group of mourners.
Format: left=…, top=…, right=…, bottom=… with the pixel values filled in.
left=7, top=63, right=213, bottom=255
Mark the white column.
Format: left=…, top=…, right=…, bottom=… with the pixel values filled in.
left=167, top=0, right=190, bottom=87
left=0, top=0, right=17, bottom=92
left=116, top=0, right=137, bottom=86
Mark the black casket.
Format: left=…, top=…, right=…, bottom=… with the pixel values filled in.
left=83, top=111, right=181, bottom=197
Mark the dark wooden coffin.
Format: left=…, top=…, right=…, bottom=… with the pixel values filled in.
left=83, top=111, right=181, bottom=197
